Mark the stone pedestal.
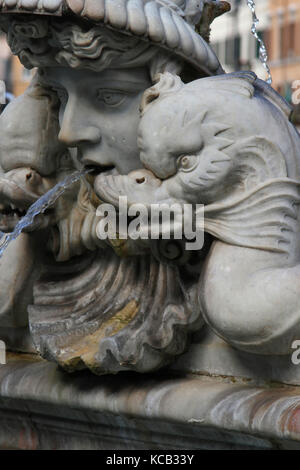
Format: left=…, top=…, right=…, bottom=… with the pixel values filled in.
left=172, top=326, right=300, bottom=387
left=1, top=352, right=300, bottom=450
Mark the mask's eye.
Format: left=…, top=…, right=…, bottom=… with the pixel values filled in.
left=97, top=90, right=127, bottom=107
left=177, top=155, right=198, bottom=172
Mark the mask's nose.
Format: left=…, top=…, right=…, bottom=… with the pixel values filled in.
left=58, top=96, right=102, bottom=148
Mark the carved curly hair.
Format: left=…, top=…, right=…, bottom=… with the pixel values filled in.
left=1, top=15, right=184, bottom=81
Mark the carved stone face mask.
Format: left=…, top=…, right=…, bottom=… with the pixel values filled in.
left=41, top=66, right=152, bottom=175
left=0, top=80, right=81, bottom=233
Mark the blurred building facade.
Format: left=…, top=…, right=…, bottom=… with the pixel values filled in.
left=210, top=0, right=300, bottom=91
left=210, top=0, right=271, bottom=79
left=0, top=33, right=12, bottom=92
left=210, top=0, right=300, bottom=125
left=0, top=32, right=33, bottom=98
left=268, top=0, right=300, bottom=101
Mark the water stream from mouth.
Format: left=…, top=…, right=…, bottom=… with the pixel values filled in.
left=0, top=168, right=90, bottom=258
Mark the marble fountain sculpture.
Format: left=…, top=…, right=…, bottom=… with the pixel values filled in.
left=0, top=0, right=299, bottom=450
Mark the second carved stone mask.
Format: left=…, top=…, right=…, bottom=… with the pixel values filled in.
left=0, top=77, right=80, bottom=233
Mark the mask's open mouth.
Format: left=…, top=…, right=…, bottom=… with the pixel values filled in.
left=0, top=203, right=27, bottom=232
left=85, top=165, right=116, bottom=176
left=0, top=168, right=58, bottom=232
left=85, top=165, right=118, bottom=192
left=0, top=201, right=55, bottom=233
left=0, top=203, right=26, bottom=218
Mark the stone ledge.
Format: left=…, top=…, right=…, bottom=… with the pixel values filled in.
left=172, top=327, right=300, bottom=387
left=0, top=353, right=300, bottom=450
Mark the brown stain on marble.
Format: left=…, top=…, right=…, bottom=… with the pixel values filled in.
left=6, top=352, right=42, bottom=363
left=108, top=236, right=131, bottom=257
left=83, top=174, right=130, bottom=257
left=280, top=400, right=300, bottom=435
left=241, top=387, right=300, bottom=439
left=284, top=407, right=300, bottom=434
left=58, top=300, right=139, bottom=371
left=18, top=428, right=38, bottom=450
left=81, top=173, right=103, bottom=208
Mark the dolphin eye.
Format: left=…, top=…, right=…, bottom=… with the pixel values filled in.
left=177, top=155, right=198, bottom=172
